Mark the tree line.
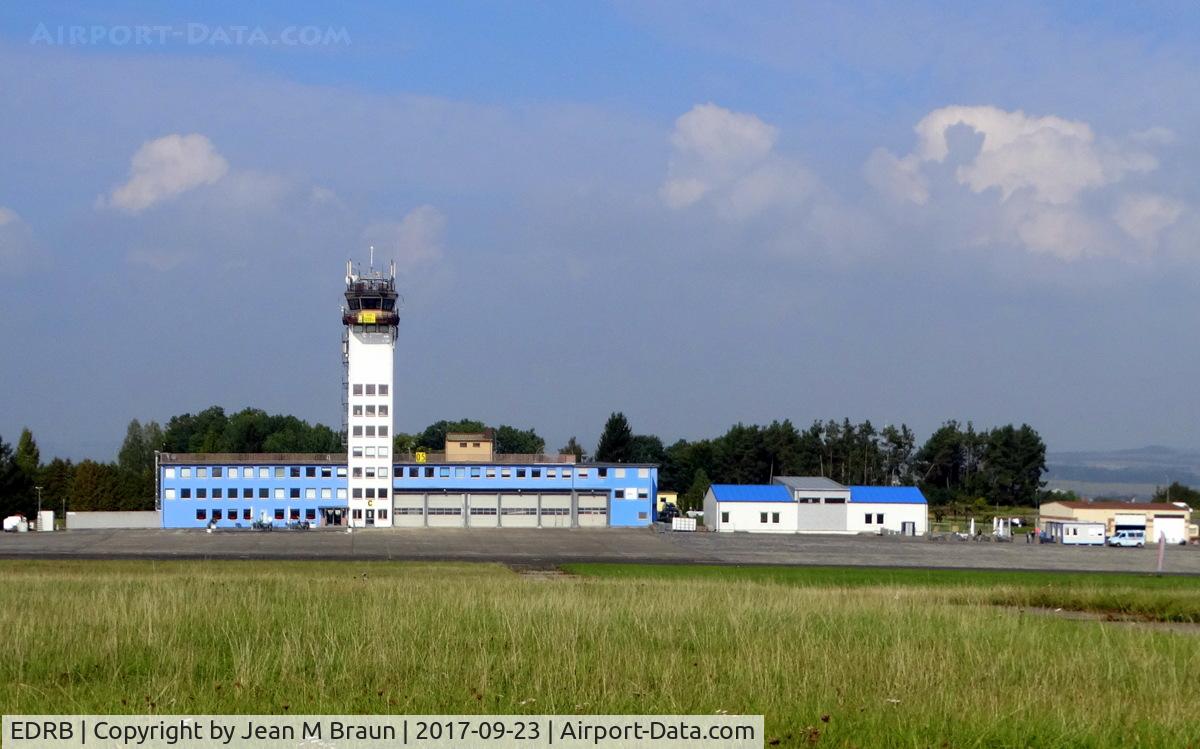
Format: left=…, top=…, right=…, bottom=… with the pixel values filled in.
left=2, top=407, right=1049, bottom=517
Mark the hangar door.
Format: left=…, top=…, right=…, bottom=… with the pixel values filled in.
left=1154, top=516, right=1186, bottom=544
left=499, top=494, right=538, bottom=528
left=540, top=494, right=571, bottom=528
left=577, top=493, right=608, bottom=527
left=393, top=494, right=425, bottom=527
left=427, top=493, right=465, bottom=528
left=467, top=493, right=500, bottom=528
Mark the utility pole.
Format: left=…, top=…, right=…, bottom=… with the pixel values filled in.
left=35, top=485, right=43, bottom=517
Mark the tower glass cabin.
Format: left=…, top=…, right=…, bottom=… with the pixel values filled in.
left=343, top=259, right=398, bottom=527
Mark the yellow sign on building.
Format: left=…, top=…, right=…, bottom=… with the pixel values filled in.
left=415, top=451, right=427, bottom=463
left=357, top=311, right=377, bottom=324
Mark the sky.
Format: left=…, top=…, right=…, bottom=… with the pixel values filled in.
left=2, top=1, right=1199, bottom=461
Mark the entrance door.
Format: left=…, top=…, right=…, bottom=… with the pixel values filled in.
left=365, top=509, right=375, bottom=527
left=321, top=508, right=344, bottom=527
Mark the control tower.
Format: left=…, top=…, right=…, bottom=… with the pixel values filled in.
left=342, top=256, right=398, bottom=528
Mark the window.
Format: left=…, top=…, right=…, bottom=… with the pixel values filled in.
left=353, top=467, right=363, bottom=478
left=501, top=468, right=511, bottom=478
left=597, top=467, right=607, bottom=478
left=366, top=384, right=376, bottom=396
left=772, top=512, right=780, bottom=524
left=380, top=405, right=389, bottom=416
left=196, top=509, right=206, bottom=520
left=454, top=467, right=465, bottom=478
left=459, top=442, right=467, bottom=448
left=321, top=488, right=333, bottom=500
left=259, top=488, right=269, bottom=499
left=290, top=488, right=300, bottom=499
left=353, top=426, right=363, bottom=437
left=353, top=384, right=363, bottom=396
left=864, top=513, right=873, bottom=524
left=365, top=447, right=376, bottom=458
left=379, top=467, right=389, bottom=478
left=760, top=512, right=768, bottom=523
left=165, top=488, right=176, bottom=500
left=562, top=469, right=572, bottom=479
left=378, top=487, right=389, bottom=498
left=165, top=467, right=176, bottom=479
left=243, top=488, right=253, bottom=499
left=353, top=405, right=363, bottom=416
left=366, top=405, right=376, bottom=416
left=290, top=466, right=300, bottom=478
left=365, top=467, right=375, bottom=478
left=379, top=447, right=388, bottom=458
left=212, top=488, right=222, bottom=499
left=353, top=488, right=363, bottom=499
left=274, top=467, right=285, bottom=478
left=258, top=467, right=269, bottom=478
left=472, top=441, right=479, bottom=447
left=274, top=509, right=285, bottom=520
left=824, top=497, right=845, bottom=504
left=274, top=488, right=285, bottom=499
left=408, top=467, right=419, bottom=478
left=212, top=509, right=222, bottom=520
left=243, top=509, right=252, bottom=520
left=576, top=469, right=588, bottom=479
left=305, top=488, right=316, bottom=500
left=306, top=467, right=316, bottom=478
left=424, top=467, right=434, bottom=478
left=197, top=468, right=208, bottom=478
left=615, top=468, right=626, bottom=478
left=470, top=467, right=481, bottom=478
left=379, top=384, right=389, bottom=395
left=532, top=469, right=542, bottom=478
left=637, top=489, right=649, bottom=500
left=336, top=467, right=348, bottom=477
left=516, top=468, right=526, bottom=478
left=352, top=509, right=362, bottom=519
left=380, top=426, right=388, bottom=437
left=638, top=468, right=649, bottom=478
left=181, top=488, right=192, bottom=499
left=181, top=467, right=192, bottom=478
left=439, top=467, right=450, bottom=478
left=334, top=488, right=345, bottom=499
left=352, top=447, right=363, bottom=458
left=290, top=509, right=300, bottom=520
left=876, top=513, right=884, bottom=525
left=305, top=509, right=316, bottom=520
left=212, top=467, right=223, bottom=478
left=228, top=487, right=237, bottom=499
left=321, top=467, right=332, bottom=478
left=378, top=509, right=389, bottom=520
left=546, top=469, right=556, bottom=479
left=721, top=512, right=729, bottom=523
left=245, top=467, right=255, bottom=478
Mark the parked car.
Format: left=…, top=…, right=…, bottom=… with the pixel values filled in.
left=657, top=502, right=681, bottom=523
left=1107, top=530, right=1145, bottom=548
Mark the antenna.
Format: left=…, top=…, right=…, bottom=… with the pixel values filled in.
left=369, top=245, right=375, bottom=272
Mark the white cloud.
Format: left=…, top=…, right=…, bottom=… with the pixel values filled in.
left=865, top=104, right=1183, bottom=262
left=102, top=133, right=229, bottom=214
left=0, top=206, right=37, bottom=273
left=660, top=103, right=814, bottom=218
left=362, top=205, right=447, bottom=269
left=1114, top=193, right=1184, bottom=245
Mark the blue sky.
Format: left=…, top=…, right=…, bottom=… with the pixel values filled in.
left=2, top=1, right=1199, bottom=460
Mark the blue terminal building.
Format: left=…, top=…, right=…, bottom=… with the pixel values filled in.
left=157, top=261, right=659, bottom=529
left=158, top=432, right=658, bottom=529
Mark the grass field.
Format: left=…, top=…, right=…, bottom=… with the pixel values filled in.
left=2, top=560, right=1198, bottom=747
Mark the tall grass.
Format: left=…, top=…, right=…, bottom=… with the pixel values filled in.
left=1, top=560, right=1197, bottom=747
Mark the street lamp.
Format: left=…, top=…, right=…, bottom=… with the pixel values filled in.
left=35, top=485, right=42, bottom=517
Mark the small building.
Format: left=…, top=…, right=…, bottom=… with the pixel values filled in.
left=703, top=484, right=796, bottom=533
left=1039, top=501, right=1193, bottom=544
left=1046, top=521, right=1106, bottom=546
left=445, top=431, right=495, bottom=462
left=773, top=476, right=850, bottom=533
left=848, top=486, right=929, bottom=535
left=657, top=490, right=679, bottom=513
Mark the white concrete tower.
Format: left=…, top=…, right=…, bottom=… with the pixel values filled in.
left=343, top=257, right=398, bottom=527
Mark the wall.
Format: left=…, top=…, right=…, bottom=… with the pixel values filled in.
left=845, top=503, right=928, bottom=534
left=796, top=503, right=848, bottom=532
left=708, top=501, right=798, bottom=533
left=66, top=511, right=161, bottom=529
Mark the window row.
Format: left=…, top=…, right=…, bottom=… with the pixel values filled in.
left=797, top=497, right=846, bottom=504
left=350, top=487, right=390, bottom=499
left=351, top=446, right=389, bottom=458
left=351, top=404, right=389, bottom=417
left=166, top=487, right=347, bottom=500
left=351, top=383, right=389, bottom=396
left=760, top=512, right=782, bottom=524
left=350, top=425, right=389, bottom=437
left=196, top=508, right=318, bottom=521
left=351, top=466, right=391, bottom=478
left=351, top=508, right=388, bottom=520
left=863, top=513, right=885, bottom=525
left=166, top=466, right=344, bottom=480
left=397, top=465, right=650, bottom=480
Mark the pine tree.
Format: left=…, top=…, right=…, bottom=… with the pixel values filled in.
left=594, top=412, right=633, bottom=463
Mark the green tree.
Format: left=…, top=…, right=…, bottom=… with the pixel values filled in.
left=628, top=434, right=666, bottom=465
left=1151, top=482, right=1200, bottom=505
left=15, top=428, right=40, bottom=479
left=680, top=468, right=711, bottom=514
left=594, top=412, right=633, bottom=463
left=393, top=433, right=417, bottom=456
left=68, top=460, right=122, bottom=512
left=417, top=419, right=487, bottom=451
left=494, top=425, right=545, bottom=455
left=39, top=457, right=75, bottom=516
left=983, top=424, right=1046, bottom=507
left=559, top=436, right=586, bottom=462
left=0, top=434, right=33, bottom=517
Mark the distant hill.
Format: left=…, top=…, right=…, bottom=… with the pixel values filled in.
left=1045, top=445, right=1200, bottom=499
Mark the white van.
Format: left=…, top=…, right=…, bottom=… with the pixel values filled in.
left=1107, top=529, right=1145, bottom=548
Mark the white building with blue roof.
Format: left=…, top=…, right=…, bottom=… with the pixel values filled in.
left=704, top=479, right=928, bottom=534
